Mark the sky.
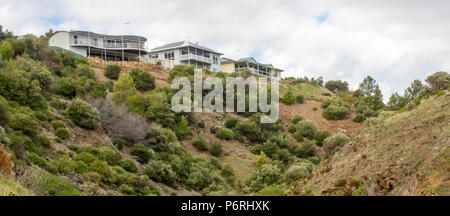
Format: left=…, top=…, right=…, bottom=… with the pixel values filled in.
left=1, top=0, right=450, bottom=101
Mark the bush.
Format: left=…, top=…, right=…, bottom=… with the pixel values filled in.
left=324, top=133, right=350, bottom=156
left=192, top=134, right=208, bottom=151
left=209, top=140, right=223, bottom=157
left=288, top=125, right=296, bottom=134
left=224, top=117, right=239, bottom=129
left=113, top=138, right=125, bottom=151
left=233, top=121, right=260, bottom=142
left=39, top=135, right=51, bottom=148
left=130, top=144, right=153, bottom=164
left=325, top=80, right=349, bottom=92
left=295, top=94, right=304, bottom=104
left=119, top=159, right=138, bottom=173
left=66, top=99, right=99, bottom=130
left=175, top=116, right=191, bottom=140
left=312, top=106, right=318, bottom=111
left=197, top=121, right=205, bottom=128
left=129, top=68, right=155, bottom=91
left=10, top=112, right=39, bottom=136
left=76, top=65, right=95, bottom=79
left=50, top=99, right=66, bottom=110
left=216, top=128, right=234, bottom=140
left=51, top=120, right=66, bottom=130
left=295, top=120, right=317, bottom=139
left=55, top=127, right=70, bottom=140
left=246, top=163, right=282, bottom=192
left=281, top=90, right=295, bottom=105
left=353, top=114, right=365, bottom=123
left=58, top=51, right=77, bottom=68
left=314, top=130, right=330, bottom=146
left=255, top=185, right=285, bottom=196
left=292, top=115, right=303, bottom=124
left=323, top=104, right=350, bottom=120
left=284, top=164, right=310, bottom=182
left=112, top=73, right=137, bottom=105
left=0, top=41, right=14, bottom=60
left=145, top=160, right=177, bottom=187
left=53, top=77, right=77, bottom=98
left=104, top=64, right=121, bottom=80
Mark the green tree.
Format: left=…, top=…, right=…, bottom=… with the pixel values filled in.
left=425, top=71, right=450, bottom=90
left=66, top=99, right=99, bottom=130
left=0, top=41, right=15, bottom=60
left=387, top=92, right=409, bottom=110
left=404, top=80, right=424, bottom=100
left=325, top=80, right=349, bottom=92
left=129, top=68, right=155, bottom=91
left=113, top=73, right=136, bottom=105
left=175, top=116, right=191, bottom=140
left=358, top=76, right=377, bottom=96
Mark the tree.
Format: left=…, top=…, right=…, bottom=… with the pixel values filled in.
left=404, top=80, right=424, bottom=100
left=66, top=99, right=99, bottom=130
left=0, top=41, right=14, bottom=60
left=387, top=92, right=409, bottom=110
left=175, top=116, right=191, bottom=140
left=325, top=80, right=349, bottom=92
left=129, top=68, right=155, bottom=91
left=425, top=71, right=450, bottom=90
left=358, top=76, right=377, bottom=96
left=113, top=73, right=136, bottom=105
left=0, top=25, right=14, bottom=42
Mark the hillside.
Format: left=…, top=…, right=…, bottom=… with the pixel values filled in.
left=289, top=92, right=450, bottom=196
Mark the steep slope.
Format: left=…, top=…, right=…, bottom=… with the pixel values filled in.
left=289, top=92, right=450, bottom=196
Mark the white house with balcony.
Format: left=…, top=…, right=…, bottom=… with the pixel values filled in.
left=220, top=57, right=283, bottom=79
left=49, top=30, right=147, bottom=61
left=146, top=41, right=222, bottom=71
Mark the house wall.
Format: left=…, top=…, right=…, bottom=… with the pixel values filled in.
left=49, top=32, right=70, bottom=50
left=220, top=62, right=235, bottom=73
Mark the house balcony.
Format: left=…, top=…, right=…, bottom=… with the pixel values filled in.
left=70, top=40, right=146, bottom=51
left=180, top=54, right=212, bottom=64
left=235, top=67, right=279, bottom=79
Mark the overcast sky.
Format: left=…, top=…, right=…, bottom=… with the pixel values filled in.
left=1, top=0, right=450, bottom=100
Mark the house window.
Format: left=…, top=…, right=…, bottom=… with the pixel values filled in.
left=181, top=49, right=188, bottom=55
left=164, top=52, right=174, bottom=60
left=73, top=35, right=78, bottom=44
left=213, top=56, right=218, bottom=64
left=93, top=38, right=98, bottom=46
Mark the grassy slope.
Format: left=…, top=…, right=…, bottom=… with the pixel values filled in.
left=289, top=92, right=450, bottom=196
left=0, top=174, right=33, bottom=196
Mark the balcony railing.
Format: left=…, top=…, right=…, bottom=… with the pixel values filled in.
left=71, top=40, right=146, bottom=51
left=235, top=67, right=278, bottom=78
left=180, top=54, right=212, bottom=64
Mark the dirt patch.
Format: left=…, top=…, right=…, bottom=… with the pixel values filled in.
left=87, top=57, right=170, bottom=87
left=280, top=100, right=363, bottom=135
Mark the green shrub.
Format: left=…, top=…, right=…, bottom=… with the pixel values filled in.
left=224, top=117, right=239, bottom=128
left=119, top=159, right=138, bottom=173
left=66, top=99, right=99, bottom=130
left=323, top=133, right=350, bottom=156
left=255, top=185, right=285, bottom=196
left=314, top=130, right=330, bottom=146
left=281, top=90, right=295, bottom=105
left=233, top=121, right=260, bottom=142
left=58, top=51, right=77, bottom=68
left=292, top=115, right=303, bottom=124
left=0, top=41, right=14, bottom=60
left=192, top=134, right=208, bottom=151
left=175, top=116, right=191, bottom=140
left=76, top=65, right=95, bottom=79
left=130, top=144, right=153, bottom=164
left=55, top=127, right=70, bottom=140
left=104, top=64, right=121, bottom=80
left=294, top=130, right=305, bottom=142
left=246, top=163, right=282, bottom=192
left=312, top=106, right=318, bottom=111
left=295, top=94, right=304, bottom=104
left=295, top=120, right=317, bottom=139
left=26, top=153, right=57, bottom=173
left=209, top=140, right=223, bottom=157
left=197, top=121, right=205, bottom=128
left=32, top=168, right=82, bottom=196
left=113, top=138, right=125, bottom=151
left=51, top=120, right=66, bottom=130
left=288, top=125, right=296, bottom=134
left=145, top=160, right=177, bottom=187
left=39, top=135, right=51, bottom=148
left=216, top=128, right=234, bottom=140
left=353, top=114, right=365, bottom=122
left=284, top=164, right=310, bottom=182
left=129, top=68, right=155, bottom=91
left=10, top=112, right=39, bottom=136
left=323, top=104, right=350, bottom=120
left=185, top=162, right=215, bottom=191
left=221, top=165, right=236, bottom=184
left=53, top=77, right=77, bottom=98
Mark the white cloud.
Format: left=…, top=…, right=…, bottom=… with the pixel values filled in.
left=1, top=0, right=450, bottom=101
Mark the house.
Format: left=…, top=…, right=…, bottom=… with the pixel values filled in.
left=146, top=41, right=222, bottom=71
left=49, top=30, right=147, bottom=61
left=220, top=57, right=283, bottom=79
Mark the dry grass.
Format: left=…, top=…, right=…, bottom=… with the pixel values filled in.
left=289, top=92, right=450, bottom=196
